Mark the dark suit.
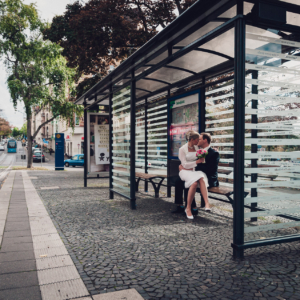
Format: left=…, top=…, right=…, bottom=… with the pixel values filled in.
left=174, top=147, right=219, bottom=206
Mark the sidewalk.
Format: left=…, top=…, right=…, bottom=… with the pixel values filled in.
left=0, top=171, right=143, bottom=300
left=1, top=170, right=300, bottom=300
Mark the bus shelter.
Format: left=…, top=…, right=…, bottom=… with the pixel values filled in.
left=75, top=0, right=300, bottom=258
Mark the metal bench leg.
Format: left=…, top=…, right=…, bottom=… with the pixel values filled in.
left=144, top=179, right=148, bottom=192
left=201, top=195, right=205, bottom=208
left=135, top=178, right=142, bottom=192
left=167, top=186, right=171, bottom=197
left=149, top=178, right=165, bottom=198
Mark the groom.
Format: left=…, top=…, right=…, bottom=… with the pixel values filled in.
left=172, top=132, right=219, bottom=215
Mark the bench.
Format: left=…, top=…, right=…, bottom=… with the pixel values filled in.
left=135, top=172, right=167, bottom=198
left=135, top=171, right=249, bottom=206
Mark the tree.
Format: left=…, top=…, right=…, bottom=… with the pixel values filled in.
left=12, top=127, right=20, bottom=137
left=20, top=123, right=27, bottom=138
left=43, top=0, right=197, bottom=97
left=0, top=118, right=11, bottom=139
left=0, top=0, right=83, bottom=168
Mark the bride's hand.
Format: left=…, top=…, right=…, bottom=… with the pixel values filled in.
left=196, top=158, right=205, bottom=164
left=179, top=165, right=184, bottom=171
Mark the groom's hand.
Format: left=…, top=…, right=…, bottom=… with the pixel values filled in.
left=196, top=158, right=205, bottom=164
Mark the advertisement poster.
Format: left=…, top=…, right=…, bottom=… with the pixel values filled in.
left=169, top=93, right=199, bottom=158
left=94, top=125, right=110, bottom=164
left=88, top=113, right=110, bottom=174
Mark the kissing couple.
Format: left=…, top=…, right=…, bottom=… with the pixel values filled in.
left=175, top=131, right=219, bottom=219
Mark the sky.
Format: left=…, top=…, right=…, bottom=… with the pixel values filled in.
left=0, top=0, right=75, bottom=128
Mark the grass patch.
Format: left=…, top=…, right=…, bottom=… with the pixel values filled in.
left=258, top=217, right=267, bottom=220
left=12, top=166, right=48, bottom=171
left=273, top=219, right=281, bottom=224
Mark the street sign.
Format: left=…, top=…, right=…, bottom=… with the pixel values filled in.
left=55, top=133, right=64, bottom=171
left=22, top=139, right=25, bottom=143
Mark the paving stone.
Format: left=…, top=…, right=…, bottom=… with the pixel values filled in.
left=0, top=286, right=41, bottom=300
left=0, top=250, right=35, bottom=262
left=0, top=271, right=39, bottom=289
left=0, top=259, right=37, bottom=274
left=3, top=230, right=31, bottom=238
left=93, top=289, right=144, bottom=300
left=3, top=236, right=32, bottom=244
left=4, top=222, right=31, bottom=231
left=38, top=265, right=80, bottom=285
left=34, top=246, right=69, bottom=258
left=0, top=242, right=34, bottom=252
left=36, top=255, right=74, bottom=270
left=39, top=278, right=89, bottom=300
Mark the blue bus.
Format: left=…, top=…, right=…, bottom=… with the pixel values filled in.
left=7, top=139, right=17, bottom=153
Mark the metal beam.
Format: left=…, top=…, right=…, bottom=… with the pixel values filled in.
left=83, top=101, right=88, bottom=188
left=130, top=70, right=136, bottom=210
left=109, top=85, right=113, bottom=200
left=232, top=15, right=246, bottom=259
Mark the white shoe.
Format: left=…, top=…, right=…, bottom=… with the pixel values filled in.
left=185, top=209, right=194, bottom=220
left=205, top=207, right=211, bottom=212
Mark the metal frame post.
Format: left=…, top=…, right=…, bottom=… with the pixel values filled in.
left=109, top=85, right=114, bottom=199
left=200, top=76, right=206, bottom=208
left=144, top=98, right=148, bottom=192
left=251, top=70, right=258, bottom=222
left=167, top=89, right=171, bottom=198
left=84, top=101, right=88, bottom=187
left=130, top=70, right=136, bottom=209
left=232, top=14, right=246, bottom=259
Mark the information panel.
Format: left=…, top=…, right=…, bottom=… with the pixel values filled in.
left=168, top=91, right=200, bottom=158
left=88, top=113, right=110, bottom=174
left=55, top=133, right=64, bottom=171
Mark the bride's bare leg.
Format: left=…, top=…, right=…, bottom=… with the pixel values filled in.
left=199, top=178, right=210, bottom=208
left=186, top=182, right=197, bottom=217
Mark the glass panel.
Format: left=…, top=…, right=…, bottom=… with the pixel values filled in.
left=200, top=28, right=235, bottom=59
left=146, top=67, right=191, bottom=84
left=219, top=5, right=236, bottom=18
left=174, top=22, right=223, bottom=48
left=136, top=78, right=168, bottom=92
left=136, top=89, right=149, bottom=98
left=147, top=101, right=167, bottom=175
left=136, top=106, right=145, bottom=172
left=147, top=51, right=168, bottom=65
left=244, top=2, right=254, bottom=15
left=278, top=0, right=299, bottom=4
left=112, top=87, right=131, bottom=197
left=244, top=25, right=300, bottom=241
left=287, top=11, right=300, bottom=27
left=169, top=51, right=227, bottom=74
left=205, top=78, right=235, bottom=189
left=170, top=29, right=234, bottom=74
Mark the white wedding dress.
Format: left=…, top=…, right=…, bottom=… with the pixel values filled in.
left=178, top=143, right=208, bottom=189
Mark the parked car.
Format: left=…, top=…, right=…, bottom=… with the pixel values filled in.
left=148, top=158, right=167, bottom=168
left=0, top=144, right=4, bottom=151
left=33, top=151, right=45, bottom=162
left=64, top=154, right=84, bottom=167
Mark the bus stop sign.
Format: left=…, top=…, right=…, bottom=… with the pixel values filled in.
left=55, top=133, right=64, bottom=171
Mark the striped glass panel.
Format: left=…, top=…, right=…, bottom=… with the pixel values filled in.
left=111, top=87, right=131, bottom=197
left=244, top=25, right=300, bottom=241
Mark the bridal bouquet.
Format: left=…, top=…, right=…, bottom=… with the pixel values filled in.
left=196, top=149, right=208, bottom=163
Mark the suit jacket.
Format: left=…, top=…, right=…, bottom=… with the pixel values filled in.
left=195, top=147, right=219, bottom=187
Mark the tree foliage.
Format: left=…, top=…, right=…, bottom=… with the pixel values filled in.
left=43, top=0, right=197, bottom=96
left=0, top=117, right=11, bottom=137
left=0, top=0, right=83, bottom=167
left=12, top=127, right=20, bottom=137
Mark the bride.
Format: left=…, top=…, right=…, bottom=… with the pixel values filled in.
left=178, top=130, right=210, bottom=219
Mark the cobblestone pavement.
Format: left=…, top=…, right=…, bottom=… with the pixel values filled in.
left=29, top=171, right=300, bottom=300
